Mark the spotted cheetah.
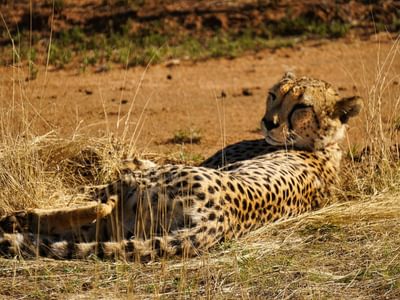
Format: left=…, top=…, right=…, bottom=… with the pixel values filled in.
left=0, top=72, right=362, bottom=261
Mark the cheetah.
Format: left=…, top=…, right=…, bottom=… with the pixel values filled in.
left=0, top=72, right=362, bottom=261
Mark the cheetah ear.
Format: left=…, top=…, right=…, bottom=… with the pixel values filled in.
left=332, top=96, right=363, bottom=123
left=283, top=71, right=296, bottom=80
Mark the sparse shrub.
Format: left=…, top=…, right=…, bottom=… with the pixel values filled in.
left=54, top=0, right=65, bottom=13
left=170, top=129, right=202, bottom=144
left=27, top=48, right=38, bottom=80
left=272, top=17, right=349, bottom=38
left=176, top=152, right=205, bottom=165
left=49, top=44, right=72, bottom=68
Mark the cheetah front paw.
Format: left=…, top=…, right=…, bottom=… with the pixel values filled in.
left=0, top=232, right=25, bottom=257
left=0, top=211, right=30, bottom=233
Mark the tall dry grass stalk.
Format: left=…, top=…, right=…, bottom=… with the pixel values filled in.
left=341, top=35, right=400, bottom=198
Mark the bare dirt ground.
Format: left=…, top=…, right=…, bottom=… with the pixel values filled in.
left=1, top=34, right=399, bottom=160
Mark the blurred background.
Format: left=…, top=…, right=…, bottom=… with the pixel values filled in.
left=1, top=0, right=399, bottom=69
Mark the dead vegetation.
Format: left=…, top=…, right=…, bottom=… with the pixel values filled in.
left=0, top=185, right=398, bottom=298
left=0, top=12, right=399, bottom=300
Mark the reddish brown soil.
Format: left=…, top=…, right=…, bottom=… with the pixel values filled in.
left=1, top=0, right=398, bottom=38
left=1, top=34, right=399, bottom=160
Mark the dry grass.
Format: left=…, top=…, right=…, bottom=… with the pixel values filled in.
left=0, top=191, right=398, bottom=298
left=0, top=32, right=399, bottom=299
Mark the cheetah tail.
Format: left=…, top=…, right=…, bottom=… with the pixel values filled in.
left=0, top=232, right=201, bottom=261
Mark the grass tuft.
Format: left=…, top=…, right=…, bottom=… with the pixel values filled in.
left=169, top=128, right=202, bottom=144
left=0, top=133, right=135, bottom=214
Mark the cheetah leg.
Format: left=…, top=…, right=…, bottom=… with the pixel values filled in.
left=122, top=158, right=157, bottom=171
left=0, top=196, right=118, bottom=235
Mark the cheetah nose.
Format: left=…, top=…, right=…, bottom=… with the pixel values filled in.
left=263, top=116, right=279, bottom=131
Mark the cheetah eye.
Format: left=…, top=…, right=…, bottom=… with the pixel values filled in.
left=289, top=103, right=311, bottom=119
left=268, top=92, right=276, bottom=101
left=288, top=103, right=313, bottom=129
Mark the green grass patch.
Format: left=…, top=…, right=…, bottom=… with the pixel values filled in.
left=269, top=17, right=350, bottom=38
left=169, top=129, right=202, bottom=145
left=0, top=16, right=351, bottom=70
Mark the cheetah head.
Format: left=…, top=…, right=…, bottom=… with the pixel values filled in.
left=261, top=72, right=363, bottom=150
